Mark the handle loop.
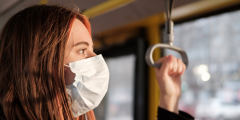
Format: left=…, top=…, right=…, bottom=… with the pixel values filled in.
left=145, top=0, right=189, bottom=68
left=145, top=44, right=188, bottom=68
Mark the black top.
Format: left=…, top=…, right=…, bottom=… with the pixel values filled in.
left=0, top=106, right=194, bottom=120
left=158, top=107, right=194, bottom=120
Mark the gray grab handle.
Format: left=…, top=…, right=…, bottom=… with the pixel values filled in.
left=145, top=44, right=188, bottom=68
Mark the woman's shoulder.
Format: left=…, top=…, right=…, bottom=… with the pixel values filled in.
left=0, top=105, right=5, bottom=120
left=0, top=116, right=5, bottom=120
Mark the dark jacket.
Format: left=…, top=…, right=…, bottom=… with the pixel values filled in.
left=0, top=106, right=194, bottom=120
left=158, top=107, right=194, bottom=120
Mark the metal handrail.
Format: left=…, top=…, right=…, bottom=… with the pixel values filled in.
left=145, top=0, right=189, bottom=68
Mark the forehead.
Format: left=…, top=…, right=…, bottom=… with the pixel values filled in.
left=67, top=18, right=93, bottom=46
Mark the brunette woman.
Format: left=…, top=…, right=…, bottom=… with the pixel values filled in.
left=0, top=5, right=194, bottom=120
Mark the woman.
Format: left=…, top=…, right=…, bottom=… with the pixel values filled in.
left=0, top=5, right=194, bottom=120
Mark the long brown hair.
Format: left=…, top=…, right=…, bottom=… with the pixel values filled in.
left=0, top=5, right=95, bottom=120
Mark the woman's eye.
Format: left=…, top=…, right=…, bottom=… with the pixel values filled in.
left=78, top=49, right=85, bottom=54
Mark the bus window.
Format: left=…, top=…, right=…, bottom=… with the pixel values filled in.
left=165, top=9, right=240, bottom=120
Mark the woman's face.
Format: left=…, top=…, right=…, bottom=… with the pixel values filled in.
left=64, top=18, right=96, bottom=84
left=64, top=18, right=96, bottom=64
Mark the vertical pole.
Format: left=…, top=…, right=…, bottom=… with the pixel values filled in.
left=134, top=32, right=148, bottom=120
left=146, top=25, right=161, bottom=120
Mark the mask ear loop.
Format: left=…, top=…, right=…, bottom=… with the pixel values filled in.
left=64, top=64, right=70, bottom=67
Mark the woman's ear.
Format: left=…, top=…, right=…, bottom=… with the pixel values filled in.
left=64, top=66, right=67, bottom=71
left=64, top=66, right=76, bottom=85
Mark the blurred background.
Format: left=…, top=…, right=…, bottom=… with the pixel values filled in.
left=1, top=0, right=240, bottom=120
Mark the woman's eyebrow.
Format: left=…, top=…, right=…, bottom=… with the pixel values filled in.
left=73, top=41, right=94, bottom=49
left=73, top=42, right=89, bottom=47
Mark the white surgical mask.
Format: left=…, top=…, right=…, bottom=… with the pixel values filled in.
left=65, top=54, right=109, bottom=117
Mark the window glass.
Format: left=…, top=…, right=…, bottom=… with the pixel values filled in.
left=165, top=10, right=240, bottom=120
left=94, top=54, right=135, bottom=120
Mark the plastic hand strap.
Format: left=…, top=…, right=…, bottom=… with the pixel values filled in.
left=145, top=44, right=189, bottom=68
